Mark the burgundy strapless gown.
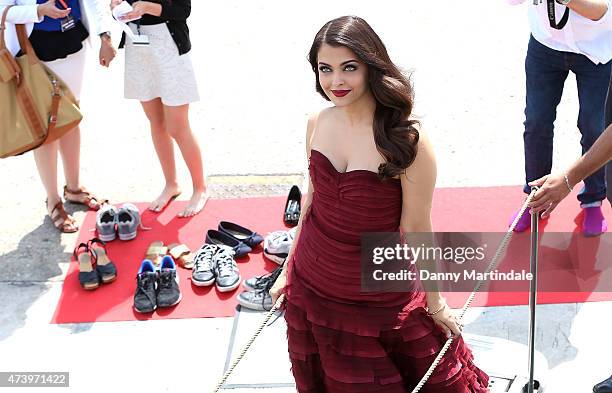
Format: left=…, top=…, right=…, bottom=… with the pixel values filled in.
left=284, top=149, right=490, bottom=393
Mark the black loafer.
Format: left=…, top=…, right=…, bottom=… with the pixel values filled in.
left=594, top=375, right=612, bottom=393
left=205, top=229, right=252, bottom=257
left=218, top=221, right=264, bottom=248
left=284, top=185, right=301, bottom=226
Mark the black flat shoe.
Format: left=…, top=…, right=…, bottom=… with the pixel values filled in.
left=594, top=375, right=612, bottom=393
left=218, top=221, right=264, bottom=248
left=205, top=229, right=252, bottom=257
left=284, top=185, right=301, bottom=227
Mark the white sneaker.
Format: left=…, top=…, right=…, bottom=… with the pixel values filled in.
left=263, top=227, right=297, bottom=265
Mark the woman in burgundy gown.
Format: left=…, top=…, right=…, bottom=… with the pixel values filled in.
left=270, top=16, right=489, bottom=393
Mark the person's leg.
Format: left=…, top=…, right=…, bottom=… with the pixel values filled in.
left=33, top=141, right=77, bottom=232
left=59, top=126, right=81, bottom=191
left=512, top=36, right=569, bottom=231
left=573, top=57, right=611, bottom=205
left=141, top=98, right=182, bottom=212
left=523, top=37, right=569, bottom=192
left=163, top=103, right=208, bottom=217
left=605, top=73, right=612, bottom=204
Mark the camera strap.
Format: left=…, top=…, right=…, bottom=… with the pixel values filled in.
left=547, top=0, right=570, bottom=30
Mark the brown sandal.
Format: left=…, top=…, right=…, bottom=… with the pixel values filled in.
left=48, top=201, right=78, bottom=233
left=167, top=243, right=195, bottom=269
left=63, top=186, right=108, bottom=211
left=145, top=241, right=168, bottom=267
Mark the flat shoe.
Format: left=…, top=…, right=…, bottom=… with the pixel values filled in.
left=218, top=221, right=264, bottom=248
left=205, top=229, right=251, bottom=258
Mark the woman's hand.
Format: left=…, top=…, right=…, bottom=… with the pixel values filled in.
left=119, top=1, right=161, bottom=21
left=528, top=174, right=572, bottom=218
left=110, top=0, right=123, bottom=10
left=37, top=0, right=71, bottom=19
left=427, top=299, right=463, bottom=338
left=269, top=270, right=287, bottom=306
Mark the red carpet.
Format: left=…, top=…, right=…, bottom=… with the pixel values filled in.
left=51, top=186, right=612, bottom=324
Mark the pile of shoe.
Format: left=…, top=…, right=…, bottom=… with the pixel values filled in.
left=263, top=227, right=297, bottom=265
left=237, top=265, right=283, bottom=311
left=74, top=238, right=118, bottom=291
left=96, top=203, right=147, bottom=241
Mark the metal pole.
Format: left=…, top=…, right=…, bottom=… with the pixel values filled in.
left=525, top=192, right=539, bottom=393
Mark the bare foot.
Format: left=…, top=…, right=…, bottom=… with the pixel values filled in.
left=178, top=190, right=209, bottom=218
left=149, top=184, right=181, bottom=212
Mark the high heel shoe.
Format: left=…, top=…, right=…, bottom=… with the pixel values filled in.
left=74, top=243, right=100, bottom=290
left=88, top=238, right=117, bottom=284
left=284, top=185, right=301, bottom=227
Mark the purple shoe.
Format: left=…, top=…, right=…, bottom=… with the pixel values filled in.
left=509, top=207, right=532, bottom=232
left=582, top=206, right=607, bottom=237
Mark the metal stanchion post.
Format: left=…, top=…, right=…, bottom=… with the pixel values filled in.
left=523, top=189, right=542, bottom=393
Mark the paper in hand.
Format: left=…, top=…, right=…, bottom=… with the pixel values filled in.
left=112, top=1, right=141, bottom=23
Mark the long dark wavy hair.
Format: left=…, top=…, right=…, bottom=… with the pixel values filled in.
left=308, top=16, right=420, bottom=180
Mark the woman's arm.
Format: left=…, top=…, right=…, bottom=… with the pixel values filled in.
left=269, top=112, right=318, bottom=303
left=399, top=132, right=461, bottom=338
left=278, top=113, right=317, bottom=278
left=0, top=1, right=43, bottom=24
left=122, top=0, right=189, bottom=20
left=566, top=0, right=609, bottom=21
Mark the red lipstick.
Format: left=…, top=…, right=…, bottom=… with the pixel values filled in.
left=331, top=90, right=351, bottom=98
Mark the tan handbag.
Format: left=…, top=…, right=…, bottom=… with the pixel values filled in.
left=0, top=5, right=82, bottom=159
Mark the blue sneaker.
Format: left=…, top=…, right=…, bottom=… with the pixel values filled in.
left=157, top=255, right=181, bottom=308
left=134, top=259, right=157, bottom=313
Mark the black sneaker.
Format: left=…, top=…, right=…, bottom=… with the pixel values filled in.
left=134, top=259, right=157, bottom=313
left=243, top=265, right=283, bottom=291
left=157, top=255, right=182, bottom=308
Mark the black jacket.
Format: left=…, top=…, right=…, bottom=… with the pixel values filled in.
left=119, top=0, right=192, bottom=55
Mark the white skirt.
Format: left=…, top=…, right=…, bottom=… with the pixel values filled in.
left=43, top=46, right=87, bottom=101
left=124, top=23, right=199, bottom=106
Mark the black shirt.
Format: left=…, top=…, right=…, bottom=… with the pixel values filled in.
left=119, top=0, right=192, bottom=55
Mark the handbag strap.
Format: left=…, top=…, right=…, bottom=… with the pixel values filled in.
left=0, top=5, right=13, bottom=51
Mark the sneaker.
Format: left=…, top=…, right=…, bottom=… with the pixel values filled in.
left=157, top=255, right=182, bottom=308
left=583, top=206, right=607, bottom=237
left=237, top=289, right=273, bottom=311
left=191, top=244, right=218, bottom=287
left=509, top=207, right=532, bottom=233
left=117, top=203, right=142, bottom=241
left=263, top=228, right=296, bottom=265
left=96, top=204, right=118, bottom=242
left=243, top=265, right=283, bottom=291
left=134, top=259, right=157, bottom=313
left=213, top=245, right=241, bottom=292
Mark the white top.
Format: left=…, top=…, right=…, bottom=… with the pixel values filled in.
left=509, top=0, right=612, bottom=64
left=0, top=0, right=114, bottom=56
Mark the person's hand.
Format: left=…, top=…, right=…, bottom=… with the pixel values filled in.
left=99, top=35, right=116, bottom=67
left=427, top=300, right=463, bottom=338
left=37, top=0, right=71, bottom=19
left=119, top=1, right=151, bottom=21
left=528, top=174, right=571, bottom=218
left=269, top=270, right=287, bottom=306
left=110, top=0, right=123, bottom=10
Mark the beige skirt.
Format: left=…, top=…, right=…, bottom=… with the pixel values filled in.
left=124, top=23, right=199, bottom=107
